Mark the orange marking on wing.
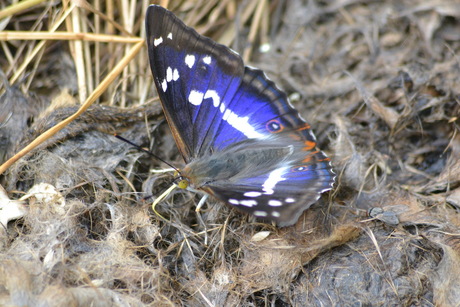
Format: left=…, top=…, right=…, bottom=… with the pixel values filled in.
left=302, top=150, right=319, bottom=163
left=266, top=119, right=284, bottom=133
left=303, top=140, right=316, bottom=150
left=296, top=123, right=311, bottom=131
left=302, top=156, right=312, bottom=163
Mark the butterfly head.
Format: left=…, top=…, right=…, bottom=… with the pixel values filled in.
left=173, top=171, right=189, bottom=190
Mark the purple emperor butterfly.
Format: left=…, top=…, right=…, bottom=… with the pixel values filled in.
left=145, top=5, right=335, bottom=226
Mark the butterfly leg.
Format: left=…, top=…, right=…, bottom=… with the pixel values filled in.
left=195, top=211, right=208, bottom=245
left=195, top=194, right=209, bottom=245
left=195, top=194, right=208, bottom=212
left=151, top=184, right=177, bottom=221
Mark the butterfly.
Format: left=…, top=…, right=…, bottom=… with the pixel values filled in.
left=145, top=5, right=335, bottom=226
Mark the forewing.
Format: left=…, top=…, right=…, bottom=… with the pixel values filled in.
left=146, top=5, right=316, bottom=161
left=146, top=5, right=244, bottom=162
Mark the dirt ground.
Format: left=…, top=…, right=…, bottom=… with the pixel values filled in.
left=1, top=0, right=460, bottom=306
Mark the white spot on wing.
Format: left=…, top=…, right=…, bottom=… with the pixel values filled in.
left=172, top=68, right=179, bottom=81
left=161, top=79, right=167, bottom=92
left=263, top=167, right=288, bottom=195
left=268, top=200, right=282, bottom=207
left=285, top=198, right=295, bottom=203
left=254, top=211, right=268, bottom=217
left=229, top=199, right=239, bottom=205
left=166, top=67, right=173, bottom=82
left=225, top=111, right=263, bottom=139
left=271, top=211, right=280, bottom=217
left=244, top=191, right=262, bottom=197
left=154, top=37, right=163, bottom=46
left=186, top=87, right=264, bottom=139
left=222, top=109, right=231, bottom=121
left=204, top=90, right=220, bottom=107
left=167, top=32, right=173, bottom=40
left=185, top=55, right=195, bottom=68
left=239, top=200, right=258, bottom=207
left=203, top=56, right=211, bottom=64
left=189, top=90, right=204, bottom=105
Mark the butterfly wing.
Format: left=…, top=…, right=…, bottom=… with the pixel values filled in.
left=184, top=137, right=334, bottom=226
left=209, top=163, right=333, bottom=227
left=146, top=5, right=335, bottom=226
left=146, top=5, right=245, bottom=162
left=146, top=6, right=313, bottom=158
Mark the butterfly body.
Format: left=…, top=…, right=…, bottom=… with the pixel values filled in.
left=182, top=137, right=295, bottom=188
left=146, top=5, right=335, bottom=226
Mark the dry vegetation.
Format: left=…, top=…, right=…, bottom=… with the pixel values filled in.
left=1, top=0, right=460, bottom=306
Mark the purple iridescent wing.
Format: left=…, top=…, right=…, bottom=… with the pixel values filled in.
left=146, top=5, right=335, bottom=226
left=146, top=5, right=244, bottom=162
left=146, top=5, right=311, bottom=160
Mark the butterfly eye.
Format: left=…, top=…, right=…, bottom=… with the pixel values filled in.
left=173, top=172, right=189, bottom=189
left=176, top=178, right=189, bottom=189
left=266, top=119, right=284, bottom=133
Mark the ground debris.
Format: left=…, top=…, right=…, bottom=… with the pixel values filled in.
left=1, top=0, right=460, bottom=305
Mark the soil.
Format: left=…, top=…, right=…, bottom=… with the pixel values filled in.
left=1, top=0, right=459, bottom=306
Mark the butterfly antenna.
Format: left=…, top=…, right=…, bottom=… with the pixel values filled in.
left=114, top=134, right=180, bottom=173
